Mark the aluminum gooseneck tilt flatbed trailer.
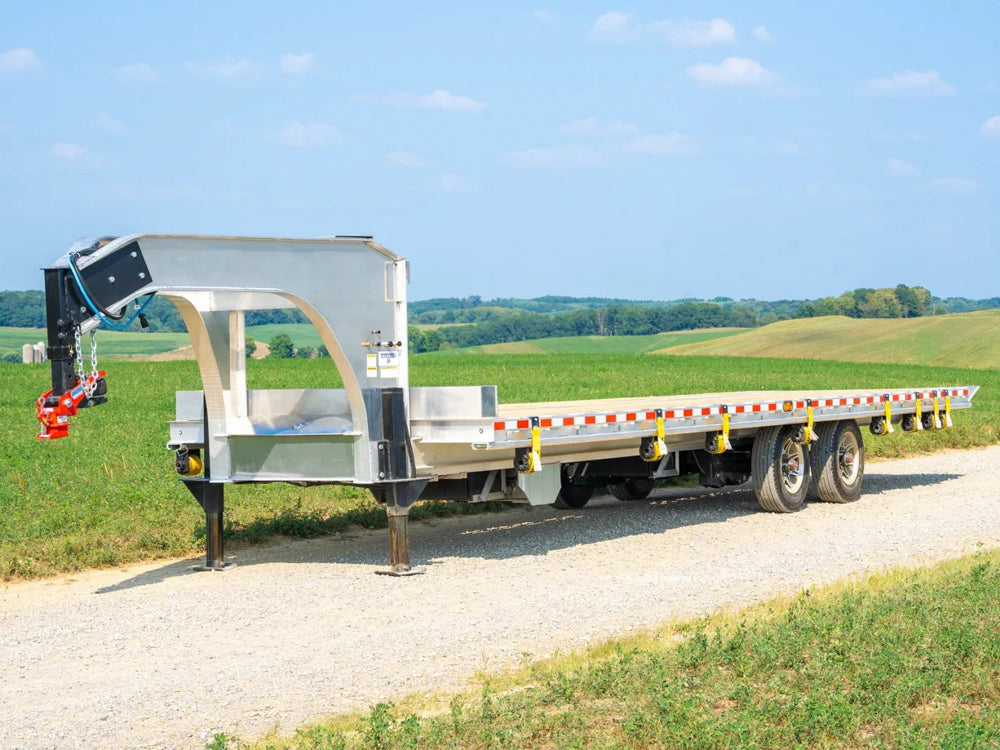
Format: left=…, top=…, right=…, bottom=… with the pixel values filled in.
left=36, top=235, right=979, bottom=574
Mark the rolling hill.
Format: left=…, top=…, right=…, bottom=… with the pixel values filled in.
left=445, top=329, right=744, bottom=355
left=6, top=309, right=997, bottom=368
left=657, top=311, right=1000, bottom=369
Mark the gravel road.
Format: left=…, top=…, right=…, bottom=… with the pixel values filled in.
left=2, top=446, right=999, bottom=750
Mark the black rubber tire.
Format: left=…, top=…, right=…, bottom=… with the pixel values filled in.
left=751, top=425, right=810, bottom=513
left=608, top=478, right=655, bottom=501
left=808, top=420, right=865, bottom=503
left=553, top=483, right=594, bottom=509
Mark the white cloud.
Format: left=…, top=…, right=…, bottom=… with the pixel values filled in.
left=687, top=57, right=778, bottom=87
left=923, top=177, right=981, bottom=194
left=273, top=121, right=344, bottom=148
left=589, top=11, right=638, bottom=43
left=95, top=112, right=125, bottom=136
left=622, top=133, right=698, bottom=155
left=590, top=12, right=735, bottom=46
left=0, top=47, right=41, bottom=74
left=385, top=150, right=432, bottom=168
left=185, top=58, right=256, bottom=79
left=112, top=62, right=160, bottom=84
left=51, top=142, right=86, bottom=159
left=533, top=9, right=552, bottom=22
left=650, top=19, right=735, bottom=47
left=502, top=144, right=605, bottom=168
left=355, top=89, right=486, bottom=113
left=753, top=25, right=773, bottom=42
left=280, top=53, right=316, bottom=74
left=562, top=117, right=638, bottom=136
left=859, top=71, right=955, bottom=98
left=886, top=157, right=919, bottom=177
left=980, top=115, right=1000, bottom=139
left=425, top=172, right=476, bottom=192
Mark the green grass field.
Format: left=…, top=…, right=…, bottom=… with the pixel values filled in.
left=1, top=355, right=995, bottom=580
left=221, top=550, right=1000, bottom=750
left=0, top=326, right=191, bottom=360
left=660, top=310, right=1000, bottom=369
left=246, top=323, right=324, bottom=350
left=447, top=329, right=744, bottom=355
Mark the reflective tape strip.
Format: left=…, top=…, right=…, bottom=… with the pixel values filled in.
left=490, top=387, right=974, bottom=432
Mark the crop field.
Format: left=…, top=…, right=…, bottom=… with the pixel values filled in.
left=447, top=328, right=743, bottom=355
left=1, top=355, right=995, bottom=580
left=0, top=326, right=190, bottom=360
left=660, top=310, right=1000, bottom=369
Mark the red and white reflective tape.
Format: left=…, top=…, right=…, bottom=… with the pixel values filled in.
left=492, top=406, right=727, bottom=432
left=490, top=387, right=971, bottom=433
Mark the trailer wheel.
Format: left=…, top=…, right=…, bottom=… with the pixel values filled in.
left=751, top=425, right=809, bottom=513
left=553, top=483, right=594, bottom=509
left=808, top=420, right=864, bottom=503
left=608, top=478, right=655, bottom=501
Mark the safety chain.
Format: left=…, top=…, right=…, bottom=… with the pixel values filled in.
left=73, top=328, right=100, bottom=397
left=74, top=326, right=85, bottom=386
left=90, top=330, right=99, bottom=379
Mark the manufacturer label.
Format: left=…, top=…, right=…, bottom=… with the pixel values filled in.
left=378, top=350, right=400, bottom=378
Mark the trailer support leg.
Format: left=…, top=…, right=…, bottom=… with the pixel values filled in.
left=183, top=480, right=234, bottom=571
left=387, top=512, right=413, bottom=572
left=376, top=480, right=428, bottom=577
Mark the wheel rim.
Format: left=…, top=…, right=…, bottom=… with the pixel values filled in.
left=838, top=430, right=861, bottom=485
left=780, top=437, right=806, bottom=494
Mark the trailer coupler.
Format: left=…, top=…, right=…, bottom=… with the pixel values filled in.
left=35, top=371, right=107, bottom=440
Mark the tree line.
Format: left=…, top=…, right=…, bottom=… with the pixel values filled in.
left=409, top=302, right=756, bottom=352
left=3, top=285, right=999, bottom=355
left=407, top=285, right=982, bottom=352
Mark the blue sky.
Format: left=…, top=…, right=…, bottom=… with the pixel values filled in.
left=1, top=1, right=997, bottom=300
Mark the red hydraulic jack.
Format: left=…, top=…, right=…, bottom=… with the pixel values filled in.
left=36, top=371, right=107, bottom=440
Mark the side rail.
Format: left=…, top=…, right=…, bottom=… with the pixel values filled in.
left=489, top=387, right=978, bottom=469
